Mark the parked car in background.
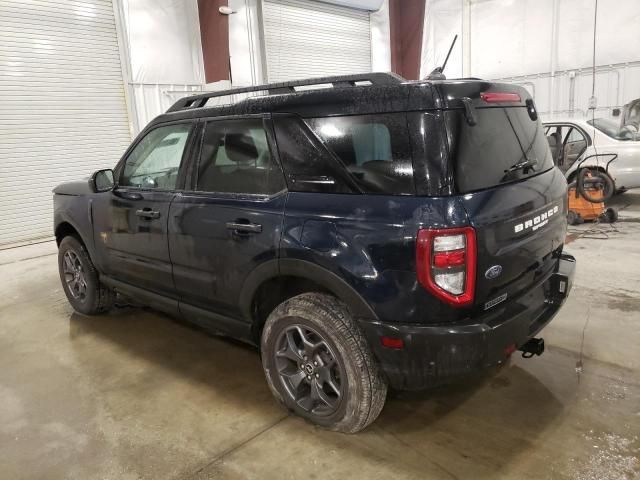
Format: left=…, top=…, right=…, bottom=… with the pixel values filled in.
left=544, top=118, right=640, bottom=191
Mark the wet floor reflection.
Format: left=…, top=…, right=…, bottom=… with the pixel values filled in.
left=65, top=307, right=640, bottom=479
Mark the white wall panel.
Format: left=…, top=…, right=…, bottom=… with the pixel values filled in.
left=556, top=0, right=640, bottom=70
left=469, top=0, right=554, bottom=79
left=421, top=0, right=640, bottom=118
left=229, top=0, right=265, bottom=87
left=370, top=0, right=391, bottom=72
left=121, top=0, right=204, bottom=85
left=420, top=0, right=463, bottom=78
left=0, top=0, right=131, bottom=245
left=131, top=83, right=203, bottom=128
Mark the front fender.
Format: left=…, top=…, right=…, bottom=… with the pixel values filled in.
left=53, top=194, right=96, bottom=257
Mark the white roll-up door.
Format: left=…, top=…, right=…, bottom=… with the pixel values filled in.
left=0, top=0, right=131, bottom=246
left=262, top=0, right=372, bottom=82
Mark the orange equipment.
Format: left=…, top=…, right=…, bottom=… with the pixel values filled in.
left=567, top=176, right=617, bottom=225
left=567, top=184, right=604, bottom=223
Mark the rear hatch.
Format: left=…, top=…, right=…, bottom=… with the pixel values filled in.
left=437, top=82, right=567, bottom=311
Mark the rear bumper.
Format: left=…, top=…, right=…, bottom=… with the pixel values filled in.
left=359, top=253, right=576, bottom=390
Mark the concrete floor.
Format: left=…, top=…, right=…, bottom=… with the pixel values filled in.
left=1, top=196, right=640, bottom=480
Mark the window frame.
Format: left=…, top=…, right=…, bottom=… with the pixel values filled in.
left=271, top=113, right=362, bottom=195
left=564, top=127, right=587, bottom=146
left=114, top=119, right=198, bottom=193
left=304, top=112, right=416, bottom=196
left=543, top=122, right=592, bottom=147
left=183, top=114, right=287, bottom=199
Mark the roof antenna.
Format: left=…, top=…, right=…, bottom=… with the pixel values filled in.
left=426, top=35, right=458, bottom=80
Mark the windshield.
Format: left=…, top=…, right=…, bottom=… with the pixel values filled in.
left=586, top=118, right=639, bottom=141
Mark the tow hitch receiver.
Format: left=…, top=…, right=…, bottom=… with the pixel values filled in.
left=519, top=338, right=545, bottom=358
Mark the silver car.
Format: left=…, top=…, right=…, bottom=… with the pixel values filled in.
left=543, top=118, right=640, bottom=191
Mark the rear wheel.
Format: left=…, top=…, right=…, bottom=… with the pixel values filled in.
left=58, top=236, right=114, bottom=315
left=261, top=293, right=387, bottom=433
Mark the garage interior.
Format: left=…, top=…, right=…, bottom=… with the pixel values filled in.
left=1, top=0, right=639, bottom=479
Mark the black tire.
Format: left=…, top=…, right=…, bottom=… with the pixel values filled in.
left=58, top=236, right=114, bottom=315
left=600, top=207, right=618, bottom=223
left=261, top=293, right=387, bottom=433
left=576, top=168, right=615, bottom=203
left=567, top=210, right=579, bottom=226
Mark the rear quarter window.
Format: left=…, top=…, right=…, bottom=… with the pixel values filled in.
left=306, top=113, right=415, bottom=195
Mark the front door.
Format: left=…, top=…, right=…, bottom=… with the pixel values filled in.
left=93, top=122, right=194, bottom=297
left=169, top=117, right=287, bottom=325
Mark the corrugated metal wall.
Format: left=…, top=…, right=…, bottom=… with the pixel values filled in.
left=0, top=0, right=131, bottom=245
left=262, top=0, right=372, bottom=82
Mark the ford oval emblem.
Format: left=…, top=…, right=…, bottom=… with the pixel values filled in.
left=485, top=265, right=502, bottom=279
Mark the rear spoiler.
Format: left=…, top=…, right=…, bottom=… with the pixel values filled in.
left=434, top=81, right=532, bottom=109
left=435, top=82, right=537, bottom=126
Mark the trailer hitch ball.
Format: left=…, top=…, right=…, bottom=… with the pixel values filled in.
left=519, top=338, right=545, bottom=358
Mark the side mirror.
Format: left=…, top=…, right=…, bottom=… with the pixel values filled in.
left=89, top=169, right=115, bottom=193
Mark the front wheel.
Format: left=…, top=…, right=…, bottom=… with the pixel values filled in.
left=261, top=293, right=387, bottom=433
left=58, top=236, right=114, bottom=315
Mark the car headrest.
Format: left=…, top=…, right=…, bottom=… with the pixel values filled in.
left=225, top=132, right=258, bottom=164
left=547, top=135, right=557, bottom=147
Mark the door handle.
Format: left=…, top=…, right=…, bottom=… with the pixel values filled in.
left=226, top=221, right=262, bottom=234
left=136, top=209, right=161, bottom=219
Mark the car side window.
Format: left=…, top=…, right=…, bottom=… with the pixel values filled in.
left=196, top=119, right=285, bottom=195
left=566, top=127, right=586, bottom=145
left=561, top=127, right=587, bottom=168
left=307, top=113, right=414, bottom=195
left=120, top=123, right=192, bottom=190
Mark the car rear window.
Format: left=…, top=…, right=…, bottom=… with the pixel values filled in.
left=306, top=113, right=415, bottom=195
left=444, top=107, right=554, bottom=193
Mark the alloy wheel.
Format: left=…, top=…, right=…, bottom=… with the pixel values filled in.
left=274, top=324, right=344, bottom=417
left=62, top=250, right=87, bottom=301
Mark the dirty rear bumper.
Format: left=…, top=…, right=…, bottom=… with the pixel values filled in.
left=359, top=253, right=576, bottom=390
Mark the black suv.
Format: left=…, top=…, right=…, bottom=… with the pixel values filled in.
left=54, top=73, right=575, bottom=433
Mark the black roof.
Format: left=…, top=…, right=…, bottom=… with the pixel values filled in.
left=151, top=72, right=531, bottom=127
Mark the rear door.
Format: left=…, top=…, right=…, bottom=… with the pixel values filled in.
left=444, top=101, right=567, bottom=311
left=93, top=122, right=194, bottom=297
left=561, top=125, right=588, bottom=168
left=169, top=116, right=287, bottom=325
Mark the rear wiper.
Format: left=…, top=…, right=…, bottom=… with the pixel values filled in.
left=504, top=160, right=537, bottom=173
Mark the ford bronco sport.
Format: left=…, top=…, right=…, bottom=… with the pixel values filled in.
left=54, top=73, right=575, bottom=433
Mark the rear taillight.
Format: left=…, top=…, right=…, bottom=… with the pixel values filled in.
left=416, top=227, right=476, bottom=307
left=480, top=92, right=521, bottom=103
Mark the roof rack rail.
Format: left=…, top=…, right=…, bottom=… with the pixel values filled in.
left=166, top=72, right=405, bottom=113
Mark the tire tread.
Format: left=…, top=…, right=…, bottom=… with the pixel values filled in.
left=58, top=235, right=114, bottom=314
left=262, top=292, right=387, bottom=433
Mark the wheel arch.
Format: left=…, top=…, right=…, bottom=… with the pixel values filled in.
left=55, top=220, right=85, bottom=247
left=241, top=259, right=379, bottom=343
left=54, top=218, right=100, bottom=268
